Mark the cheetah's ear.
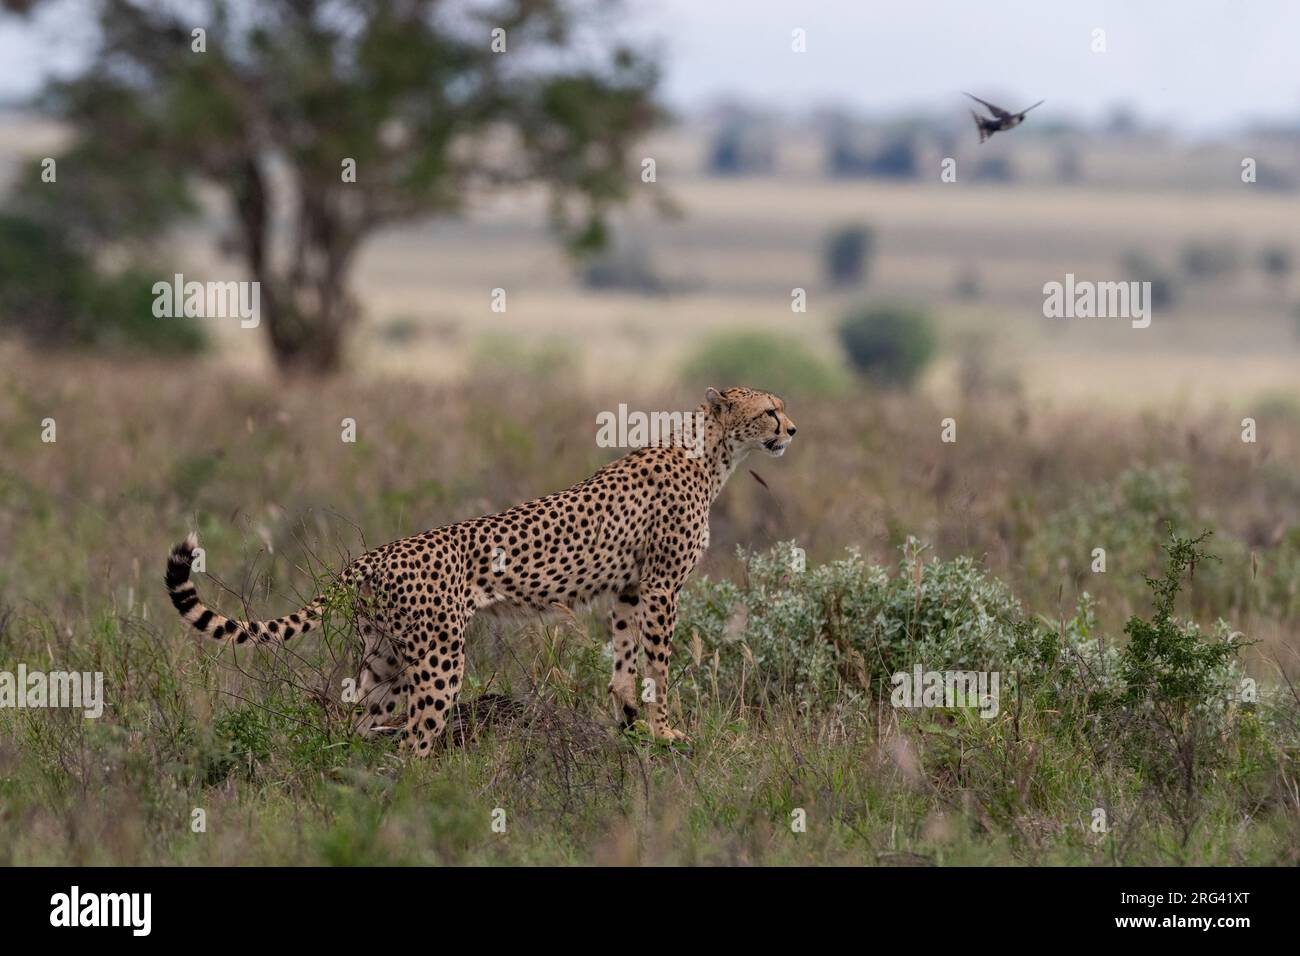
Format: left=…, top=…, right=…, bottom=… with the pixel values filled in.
left=705, top=387, right=728, bottom=418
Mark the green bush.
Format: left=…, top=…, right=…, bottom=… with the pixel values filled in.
left=470, top=333, right=577, bottom=379
left=677, top=536, right=1254, bottom=724
left=1025, top=464, right=1300, bottom=622
left=1116, top=530, right=1242, bottom=709
left=1101, top=530, right=1252, bottom=835
left=677, top=540, right=1050, bottom=707
left=678, top=330, right=847, bottom=398
left=0, top=213, right=204, bottom=354
left=836, top=304, right=936, bottom=386
left=1026, top=465, right=1194, bottom=586
left=89, top=267, right=207, bottom=354
left=823, top=225, right=874, bottom=287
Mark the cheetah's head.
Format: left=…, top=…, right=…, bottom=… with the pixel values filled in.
left=705, top=386, right=797, bottom=458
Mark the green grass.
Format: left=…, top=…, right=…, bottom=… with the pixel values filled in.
left=0, top=352, right=1297, bottom=865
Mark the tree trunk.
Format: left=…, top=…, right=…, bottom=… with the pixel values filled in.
left=232, top=157, right=357, bottom=375
left=264, top=291, right=351, bottom=375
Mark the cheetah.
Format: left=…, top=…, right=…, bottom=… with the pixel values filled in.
left=165, top=386, right=797, bottom=755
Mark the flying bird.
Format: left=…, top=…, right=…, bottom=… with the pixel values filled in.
left=964, top=93, right=1045, bottom=143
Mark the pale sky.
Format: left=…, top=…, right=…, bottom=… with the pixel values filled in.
left=3, top=0, right=1298, bottom=134
left=645, top=0, right=1300, bottom=133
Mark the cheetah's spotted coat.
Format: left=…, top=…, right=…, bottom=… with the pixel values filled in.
left=166, top=387, right=796, bottom=755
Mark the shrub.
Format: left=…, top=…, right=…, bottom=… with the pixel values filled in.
left=970, top=156, right=1016, bottom=183
left=470, top=334, right=577, bottom=380
left=1024, top=464, right=1300, bottom=622
left=674, top=535, right=1271, bottom=849
left=678, top=331, right=847, bottom=398
left=823, top=225, right=874, bottom=287
left=865, top=137, right=920, bottom=179
left=1120, top=250, right=1176, bottom=311
left=90, top=267, right=207, bottom=354
left=676, top=536, right=1255, bottom=717
left=1179, top=240, right=1240, bottom=280
left=836, top=304, right=936, bottom=386
left=1116, top=530, right=1242, bottom=708
left=952, top=267, right=981, bottom=301
left=677, top=541, right=1048, bottom=708
left=826, top=131, right=919, bottom=179
left=0, top=213, right=204, bottom=354
left=376, top=315, right=423, bottom=345
left=1102, top=530, right=1250, bottom=839
left=580, top=241, right=668, bottom=295
left=1259, top=244, right=1293, bottom=286
left=1025, top=465, right=1195, bottom=586
left=707, top=124, right=774, bottom=176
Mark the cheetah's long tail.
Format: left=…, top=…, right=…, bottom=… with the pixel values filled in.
left=165, top=534, right=327, bottom=645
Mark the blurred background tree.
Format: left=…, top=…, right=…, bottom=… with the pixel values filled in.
left=2, top=0, right=662, bottom=372
left=837, top=303, right=936, bottom=388
left=823, top=223, right=874, bottom=288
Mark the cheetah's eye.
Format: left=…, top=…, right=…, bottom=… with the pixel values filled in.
left=765, top=409, right=778, bottom=419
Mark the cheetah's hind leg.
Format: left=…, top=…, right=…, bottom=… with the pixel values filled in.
left=606, top=589, right=642, bottom=729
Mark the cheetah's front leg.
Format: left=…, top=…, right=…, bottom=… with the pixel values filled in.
left=398, top=622, right=466, bottom=756
left=637, top=585, right=685, bottom=741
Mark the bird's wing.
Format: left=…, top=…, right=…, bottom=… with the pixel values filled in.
left=963, top=92, right=1010, bottom=119
left=1019, top=99, right=1046, bottom=115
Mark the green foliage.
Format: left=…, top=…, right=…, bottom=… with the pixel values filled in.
left=1117, top=529, right=1242, bottom=708
left=675, top=538, right=1282, bottom=855
left=1026, top=464, right=1300, bottom=623
left=470, top=334, right=578, bottom=380
left=1, top=364, right=1297, bottom=865
left=0, top=213, right=92, bottom=342
left=679, top=331, right=847, bottom=398
left=1027, top=465, right=1193, bottom=581
left=678, top=541, right=1043, bottom=706
left=7, top=0, right=662, bottom=371
left=1100, top=529, right=1252, bottom=840
left=13, top=133, right=197, bottom=250
left=836, top=304, right=936, bottom=386
left=206, top=706, right=275, bottom=784
left=0, top=214, right=204, bottom=355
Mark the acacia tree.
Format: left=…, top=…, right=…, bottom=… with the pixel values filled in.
left=7, top=0, right=661, bottom=371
